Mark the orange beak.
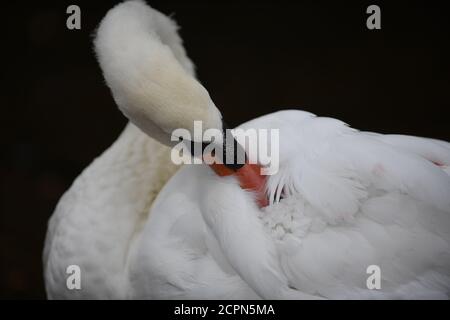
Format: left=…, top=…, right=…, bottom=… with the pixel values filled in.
left=209, top=161, right=269, bottom=208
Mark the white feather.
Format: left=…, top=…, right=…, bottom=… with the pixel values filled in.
left=44, top=1, right=450, bottom=299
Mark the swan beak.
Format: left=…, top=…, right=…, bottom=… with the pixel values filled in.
left=206, top=130, right=269, bottom=208
left=209, top=161, right=269, bottom=208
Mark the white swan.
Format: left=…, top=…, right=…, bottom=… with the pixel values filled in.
left=44, top=0, right=450, bottom=299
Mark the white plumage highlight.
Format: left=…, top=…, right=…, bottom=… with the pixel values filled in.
left=44, top=1, right=450, bottom=300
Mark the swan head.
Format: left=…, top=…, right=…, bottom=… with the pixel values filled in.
left=93, top=0, right=268, bottom=207
left=93, top=0, right=222, bottom=146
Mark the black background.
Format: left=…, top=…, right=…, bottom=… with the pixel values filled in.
left=1, top=0, right=449, bottom=299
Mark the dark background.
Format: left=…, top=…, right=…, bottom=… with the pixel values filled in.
left=1, top=0, right=449, bottom=299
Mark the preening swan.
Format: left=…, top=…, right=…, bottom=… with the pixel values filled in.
left=44, top=0, right=450, bottom=299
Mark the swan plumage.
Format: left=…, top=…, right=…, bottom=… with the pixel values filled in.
left=44, top=0, right=450, bottom=299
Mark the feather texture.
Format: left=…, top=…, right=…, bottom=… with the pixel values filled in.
left=44, top=1, right=450, bottom=299
left=45, top=110, right=450, bottom=299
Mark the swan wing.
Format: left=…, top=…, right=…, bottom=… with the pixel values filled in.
left=253, top=110, right=450, bottom=299
left=137, top=109, right=450, bottom=299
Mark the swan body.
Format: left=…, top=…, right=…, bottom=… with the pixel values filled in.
left=44, top=0, right=450, bottom=299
